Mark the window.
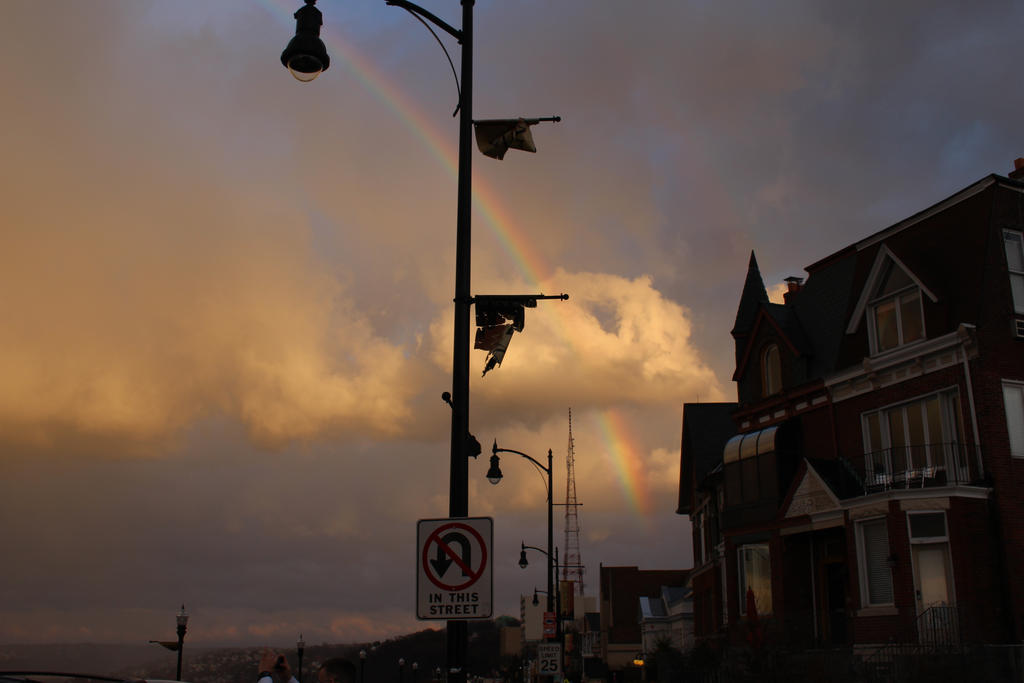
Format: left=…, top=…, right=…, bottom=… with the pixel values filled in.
left=720, top=558, right=729, bottom=627
left=738, top=543, right=772, bottom=615
left=1003, top=381, right=1024, bottom=458
left=856, top=518, right=894, bottom=606
left=762, top=344, right=781, bottom=396
left=869, top=261, right=924, bottom=353
left=862, top=389, right=965, bottom=481
left=695, top=511, right=706, bottom=564
left=908, top=511, right=947, bottom=541
left=1005, top=230, right=1024, bottom=315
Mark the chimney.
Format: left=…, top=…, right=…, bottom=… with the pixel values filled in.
left=1010, top=158, right=1024, bottom=181
left=783, top=276, right=804, bottom=304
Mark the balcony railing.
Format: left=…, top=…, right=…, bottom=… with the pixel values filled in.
left=860, top=441, right=981, bottom=494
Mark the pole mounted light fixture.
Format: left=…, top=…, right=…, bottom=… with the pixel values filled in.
left=281, top=0, right=330, bottom=82
left=486, top=454, right=503, bottom=485
left=175, top=604, right=189, bottom=681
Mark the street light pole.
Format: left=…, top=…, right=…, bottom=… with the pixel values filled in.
left=490, top=443, right=553, bottom=612
left=282, top=3, right=556, bottom=681
left=282, top=2, right=473, bottom=679
left=175, top=605, right=188, bottom=682
left=359, top=649, right=367, bottom=683
left=447, top=6, right=474, bottom=682
left=297, top=635, right=305, bottom=683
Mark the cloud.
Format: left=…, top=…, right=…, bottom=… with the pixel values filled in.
left=0, top=202, right=424, bottom=451
left=430, top=270, right=725, bottom=426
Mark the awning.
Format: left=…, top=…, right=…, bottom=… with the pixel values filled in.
left=723, top=425, right=778, bottom=464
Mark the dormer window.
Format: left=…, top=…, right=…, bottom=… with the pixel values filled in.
left=762, top=344, right=781, bottom=396
left=869, top=261, right=924, bottom=353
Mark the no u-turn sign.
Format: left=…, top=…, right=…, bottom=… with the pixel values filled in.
left=416, top=517, right=493, bottom=619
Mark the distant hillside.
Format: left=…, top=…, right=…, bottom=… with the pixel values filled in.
left=0, top=618, right=519, bottom=683
left=0, top=643, right=184, bottom=676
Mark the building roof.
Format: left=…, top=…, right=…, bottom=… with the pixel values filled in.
left=639, top=595, right=668, bottom=618
left=731, top=251, right=770, bottom=341
left=600, top=566, right=690, bottom=645
left=785, top=248, right=860, bottom=377
left=678, top=402, right=737, bottom=514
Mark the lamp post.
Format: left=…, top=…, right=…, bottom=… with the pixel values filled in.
left=175, top=604, right=188, bottom=681
left=412, top=662, right=419, bottom=683
left=296, top=635, right=305, bottom=683
left=520, top=546, right=562, bottom=632
left=399, top=658, right=406, bottom=683
left=488, top=443, right=553, bottom=612
left=280, top=4, right=563, bottom=681
left=359, top=650, right=367, bottom=683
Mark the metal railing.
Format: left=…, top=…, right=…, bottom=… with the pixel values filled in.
left=917, top=604, right=960, bottom=649
left=861, top=604, right=964, bottom=682
left=860, top=441, right=981, bottom=494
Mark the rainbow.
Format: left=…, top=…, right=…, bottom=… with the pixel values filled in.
left=261, top=0, right=652, bottom=517
left=596, top=408, right=652, bottom=517
left=261, top=0, right=551, bottom=284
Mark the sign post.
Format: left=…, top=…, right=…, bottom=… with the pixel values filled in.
left=417, top=517, right=493, bottom=619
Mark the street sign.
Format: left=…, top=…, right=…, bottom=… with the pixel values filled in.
left=536, top=643, right=562, bottom=677
left=542, top=611, right=556, bottom=638
left=416, top=517, right=493, bottom=619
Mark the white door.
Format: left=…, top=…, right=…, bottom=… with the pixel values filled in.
left=913, top=543, right=955, bottom=644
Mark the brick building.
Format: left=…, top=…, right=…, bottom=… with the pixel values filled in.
left=598, top=566, right=689, bottom=672
left=678, top=163, right=1024, bottom=650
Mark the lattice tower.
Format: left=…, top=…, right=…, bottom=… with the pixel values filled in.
left=562, top=408, right=584, bottom=592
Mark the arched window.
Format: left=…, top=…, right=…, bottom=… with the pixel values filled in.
left=762, top=344, right=781, bottom=396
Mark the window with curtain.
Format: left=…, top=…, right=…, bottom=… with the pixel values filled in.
left=1003, top=381, right=1024, bottom=458
left=869, top=260, right=924, bottom=353
left=1005, top=230, right=1024, bottom=315
left=857, top=518, right=894, bottom=606
left=862, top=389, right=964, bottom=477
left=738, top=543, right=772, bottom=615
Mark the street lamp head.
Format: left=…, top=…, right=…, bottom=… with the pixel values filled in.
left=281, top=0, right=330, bottom=82
left=399, top=658, right=405, bottom=667
left=359, top=650, right=367, bottom=660
left=412, top=663, right=418, bottom=671
left=297, top=634, right=305, bottom=650
left=486, top=453, right=503, bottom=485
left=176, top=604, right=189, bottom=628
left=532, top=589, right=539, bottom=606
left=518, top=545, right=529, bottom=569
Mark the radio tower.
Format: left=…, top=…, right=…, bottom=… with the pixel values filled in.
left=562, top=409, right=584, bottom=592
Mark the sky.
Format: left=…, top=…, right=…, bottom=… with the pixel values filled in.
left=3, top=0, right=1024, bottom=647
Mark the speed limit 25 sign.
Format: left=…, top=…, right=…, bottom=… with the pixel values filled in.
left=536, top=643, right=562, bottom=677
